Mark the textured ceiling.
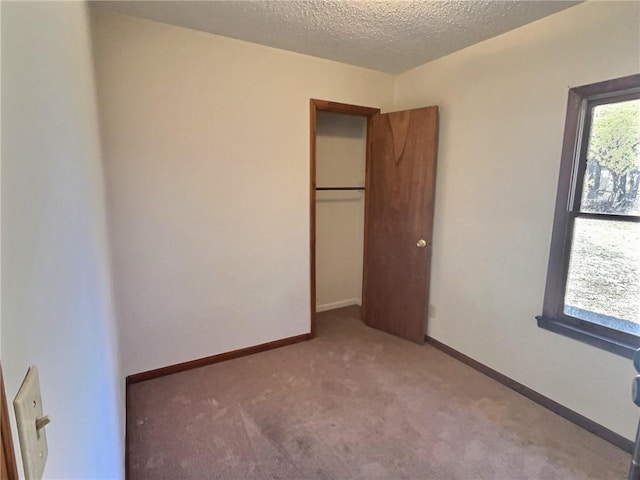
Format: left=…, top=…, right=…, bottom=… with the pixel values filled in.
left=94, top=1, right=581, bottom=74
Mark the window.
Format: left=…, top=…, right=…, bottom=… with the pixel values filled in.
left=537, top=74, right=640, bottom=358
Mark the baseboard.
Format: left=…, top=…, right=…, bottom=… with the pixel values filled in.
left=425, top=335, right=634, bottom=454
left=316, top=298, right=361, bottom=313
left=126, top=332, right=312, bottom=385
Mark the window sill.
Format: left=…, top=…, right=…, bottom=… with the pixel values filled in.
left=536, top=315, right=640, bottom=359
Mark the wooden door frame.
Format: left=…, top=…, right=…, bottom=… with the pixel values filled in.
left=309, top=99, right=380, bottom=336
left=1, top=365, right=18, bottom=480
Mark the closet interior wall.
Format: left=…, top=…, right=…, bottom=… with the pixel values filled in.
left=315, top=112, right=367, bottom=313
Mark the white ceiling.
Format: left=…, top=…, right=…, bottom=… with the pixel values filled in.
left=94, top=0, right=581, bottom=74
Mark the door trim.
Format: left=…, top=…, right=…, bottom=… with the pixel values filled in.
left=309, top=99, right=380, bottom=336
left=1, top=364, right=18, bottom=480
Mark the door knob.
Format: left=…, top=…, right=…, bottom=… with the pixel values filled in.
left=417, top=239, right=427, bottom=248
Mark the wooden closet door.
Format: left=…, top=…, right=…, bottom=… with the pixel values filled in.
left=363, top=106, right=439, bottom=343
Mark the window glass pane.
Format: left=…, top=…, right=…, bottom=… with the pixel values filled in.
left=580, top=99, right=640, bottom=216
left=564, top=217, right=640, bottom=334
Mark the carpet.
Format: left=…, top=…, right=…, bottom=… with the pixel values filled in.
left=127, top=306, right=629, bottom=479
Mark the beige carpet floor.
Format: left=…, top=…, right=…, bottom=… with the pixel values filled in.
left=127, top=306, right=630, bottom=479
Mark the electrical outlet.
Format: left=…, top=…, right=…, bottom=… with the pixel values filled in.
left=429, top=304, right=436, bottom=318
left=13, top=366, right=50, bottom=480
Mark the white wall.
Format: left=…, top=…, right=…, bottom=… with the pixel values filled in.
left=316, top=112, right=366, bottom=312
left=90, top=10, right=394, bottom=376
left=1, top=2, right=123, bottom=478
left=0, top=0, right=3, bottom=362
left=394, top=0, right=640, bottom=440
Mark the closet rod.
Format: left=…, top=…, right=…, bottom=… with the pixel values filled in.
left=316, top=187, right=365, bottom=191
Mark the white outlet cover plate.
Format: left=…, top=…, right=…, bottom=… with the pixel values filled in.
left=13, top=366, right=48, bottom=480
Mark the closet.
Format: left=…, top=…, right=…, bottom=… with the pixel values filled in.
left=314, top=111, right=367, bottom=315
left=310, top=100, right=439, bottom=344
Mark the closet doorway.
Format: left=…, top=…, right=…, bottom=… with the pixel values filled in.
left=310, top=100, right=439, bottom=344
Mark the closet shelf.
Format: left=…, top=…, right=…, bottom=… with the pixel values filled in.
left=316, top=187, right=365, bottom=191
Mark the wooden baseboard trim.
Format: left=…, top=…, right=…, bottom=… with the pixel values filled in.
left=425, top=335, right=634, bottom=454
left=126, top=333, right=313, bottom=385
